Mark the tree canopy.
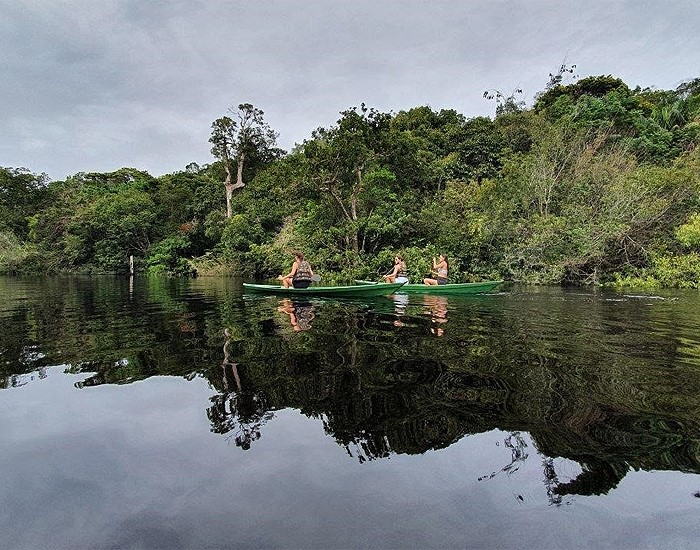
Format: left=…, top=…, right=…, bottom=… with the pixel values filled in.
left=3, top=76, right=700, bottom=288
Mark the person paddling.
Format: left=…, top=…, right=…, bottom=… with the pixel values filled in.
left=383, top=254, right=409, bottom=284
left=278, top=252, right=314, bottom=288
left=423, top=254, right=448, bottom=285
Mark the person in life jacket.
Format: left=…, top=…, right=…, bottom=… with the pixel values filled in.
left=383, top=254, right=409, bottom=283
left=423, top=254, right=448, bottom=285
left=278, top=251, right=314, bottom=288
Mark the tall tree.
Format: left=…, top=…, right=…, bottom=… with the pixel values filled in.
left=304, top=105, right=394, bottom=256
left=0, top=167, right=48, bottom=238
left=209, top=103, right=281, bottom=218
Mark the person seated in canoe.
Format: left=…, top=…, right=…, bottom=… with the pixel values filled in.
left=423, top=254, right=448, bottom=285
left=383, top=254, right=409, bottom=284
left=278, top=251, right=314, bottom=288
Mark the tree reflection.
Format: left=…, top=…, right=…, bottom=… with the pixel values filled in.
left=206, top=329, right=275, bottom=450
left=478, top=432, right=529, bottom=481
left=4, top=277, right=700, bottom=500
left=200, top=312, right=700, bottom=499
left=551, top=458, right=628, bottom=497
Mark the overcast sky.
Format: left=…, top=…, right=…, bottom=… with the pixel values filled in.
left=1, top=0, right=699, bottom=181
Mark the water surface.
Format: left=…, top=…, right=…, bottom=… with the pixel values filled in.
left=1, top=276, right=699, bottom=548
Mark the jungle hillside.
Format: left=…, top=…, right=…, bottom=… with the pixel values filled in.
left=2, top=73, right=700, bottom=288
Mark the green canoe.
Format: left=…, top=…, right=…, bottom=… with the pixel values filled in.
left=355, top=280, right=503, bottom=295
left=243, top=281, right=406, bottom=297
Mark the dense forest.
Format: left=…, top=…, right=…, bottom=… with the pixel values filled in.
left=2, top=72, right=700, bottom=287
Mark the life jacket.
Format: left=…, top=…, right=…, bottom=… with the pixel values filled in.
left=294, top=304, right=314, bottom=330
left=294, top=260, right=313, bottom=281
left=397, top=260, right=408, bottom=277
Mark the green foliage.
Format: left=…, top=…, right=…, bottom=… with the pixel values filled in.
left=535, top=75, right=700, bottom=164
left=0, top=230, right=42, bottom=274
left=676, top=214, right=700, bottom=249
left=535, top=75, right=630, bottom=112
left=651, top=253, right=700, bottom=288
left=204, top=210, right=227, bottom=243
left=389, top=107, right=504, bottom=188
left=146, top=235, right=195, bottom=276
left=483, top=87, right=526, bottom=116
left=27, top=169, right=158, bottom=272
left=501, top=215, right=570, bottom=284
left=209, top=104, right=285, bottom=218
left=4, top=76, right=700, bottom=287
left=244, top=243, right=290, bottom=279
left=220, top=214, right=266, bottom=254
left=494, top=110, right=544, bottom=154
left=76, top=187, right=156, bottom=271
left=0, top=167, right=48, bottom=238
left=303, top=105, right=394, bottom=258
left=609, top=253, right=700, bottom=289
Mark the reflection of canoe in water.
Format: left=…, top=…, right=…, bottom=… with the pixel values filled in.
left=243, top=282, right=406, bottom=297
left=355, top=280, right=503, bottom=295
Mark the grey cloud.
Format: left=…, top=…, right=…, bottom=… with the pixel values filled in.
left=1, top=0, right=698, bottom=180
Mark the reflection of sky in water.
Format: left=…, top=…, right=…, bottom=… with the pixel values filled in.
left=3, top=278, right=700, bottom=548
left=2, top=367, right=699, bottom=549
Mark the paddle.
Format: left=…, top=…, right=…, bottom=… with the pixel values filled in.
left=375, top=265, right=394, bottom=282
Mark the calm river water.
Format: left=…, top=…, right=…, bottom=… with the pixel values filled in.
left=1, top=276, right=700, bottom=549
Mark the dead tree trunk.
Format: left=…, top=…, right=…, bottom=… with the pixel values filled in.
left=223, top=151, right=245, bottom=219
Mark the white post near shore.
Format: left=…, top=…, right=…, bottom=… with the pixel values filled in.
left=129, top=255, right=135, bottom=299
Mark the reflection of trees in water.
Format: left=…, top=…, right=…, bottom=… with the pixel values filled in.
left=207, top=385, right=275, bottom=450
left=550, top=458, right=628, bottom=498
left=542, top=458, right=565, bottom=506
left=5, top=278, right=700, bottom=500
left=478, top=432, right=529, bottom=481
left=476, top=435, right=577, bottom=506
left=210, top=312, right=700, bottom=499
left=2, top=366, right=48, bottom=389
left=1, top=276, right=226, bottom=389
left=530, top=406, right=700, bottom=497
left=343, top=433, right=391, bottom=464
left=206, top=331, right=276, bottom=450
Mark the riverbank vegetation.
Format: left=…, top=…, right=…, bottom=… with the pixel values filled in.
left=2, top=73, right=700, bottom=287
